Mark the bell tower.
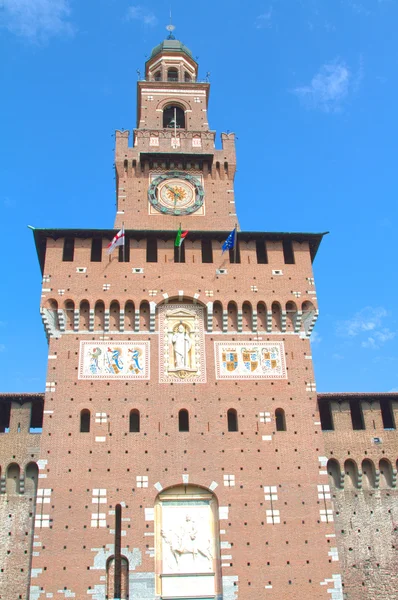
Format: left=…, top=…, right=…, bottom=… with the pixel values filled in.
left=114, top=27, right=238, bottom=232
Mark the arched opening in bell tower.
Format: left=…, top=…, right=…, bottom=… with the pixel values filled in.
left=163, top=105, right=185, bottom=129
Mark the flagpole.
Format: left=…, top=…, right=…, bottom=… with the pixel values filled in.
left=178, top=222, right=181, bottom=264
left=233, top=223, right=237, bottom=264
left=122, top=222, right=126, bottom=263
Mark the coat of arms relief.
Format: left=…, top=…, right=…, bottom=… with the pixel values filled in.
left=159, top=304, right=206, bottom=383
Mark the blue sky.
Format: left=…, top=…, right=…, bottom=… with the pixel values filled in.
left=1, top=0, right=397, bottom=393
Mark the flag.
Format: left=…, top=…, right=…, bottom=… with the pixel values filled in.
left=107, top=227, right=125, bottom=254
left=175, top=226, right=188, bottom=247
left=222, top=228, right=236, bottom=253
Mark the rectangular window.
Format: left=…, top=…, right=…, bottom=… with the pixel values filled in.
left=118, top=237, right=130, bottom=262
left=174, top=244, right=186, bottom=263
left=229, top=242, right=241, bottom=264
left=318, top=400, right=334, bottom=431
left=282, top=240, right=295, bottom=264
left=91, top=238, right=102, bottom=262
left=62, top=238, right=75, bottom=262
left=380, top=399, right=396, bottom=430
left=146, top=238, right=158, bottom=263
left=256, top=240, right=268, bottom=264
left=29, top=400, right=44, bottom=434
left=350, top=400, right=365, bottom=430
left=0, top=402, right=11, bottom=433
left=201, top=239, right=213, bottom=263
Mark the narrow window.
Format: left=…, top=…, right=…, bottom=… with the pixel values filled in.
left=227, top=409, right=238, bottom=432
left=318, top=400, right=334, bottom=431
left=80, top=409, right=90, bottom=433
left=201, top=239, right=213, bottom=263
left=154, top=70, right=161, bottom=81
left=350, top=400, right=365, bottom=430
left=275, top=408, right=286, bottom=431
left=129, top=410, right=140, bottom=433
left=178, top=409, right=189, bottom=432
left=146, top=238, right=158, bottom=262
left=0, top=402, right=11, bottom=433
left=118, top=236, right=130, bottom=262
left=29, top=400, right=44, bottom=433
left=229, top=242, right=241, bottom=264
left=91, top=238, right=102, bottom=262
left=256, top=240, right=268, bottom=264
left=184, top=72, right=192, bottom=82
left=62, top=237, right=75, bottom=262
left=114, top=504, right=122, bottom=600
left=167, top=68, right=178, bottom=82
left=174, top=243, right=185, bottom=263
left=282, top=240, right=295, bottom=264
left=380, top=399, right=396, bottom=430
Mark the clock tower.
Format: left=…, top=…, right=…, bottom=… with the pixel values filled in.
left=114, top=30, right=238, bottom=231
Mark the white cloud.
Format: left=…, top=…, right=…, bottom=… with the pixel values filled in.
left=337, top=307, right=396, bottom=349
left=127, top=5, right=157, bottom=26
left=255, top=9, right=273, bottom=29
left=311, top=330, right=322, bottom=344
left=293, top=59, right=351, bottom=112
left=0, top=0, right=73, bottom=39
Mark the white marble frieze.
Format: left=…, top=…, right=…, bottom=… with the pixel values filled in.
left=214, top=341, right=287, bottom=380
left=78, top=341, right=150, bottom=380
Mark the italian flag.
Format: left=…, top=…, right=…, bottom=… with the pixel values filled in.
left=175, top=226, right=188, bottom=247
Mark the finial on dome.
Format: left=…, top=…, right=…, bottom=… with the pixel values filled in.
left=166, top=9, right=175, bottom=39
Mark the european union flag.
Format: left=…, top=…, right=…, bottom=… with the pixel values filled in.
left=222, top=228, right=236, bottom=253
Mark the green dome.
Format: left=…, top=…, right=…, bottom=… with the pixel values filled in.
left=149, top=38, right=195, bottom=62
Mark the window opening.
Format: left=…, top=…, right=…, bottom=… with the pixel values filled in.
left=62, top=238, right=75, bottom=262
left=275, top=408, right=286, bottom=431
left=91, top=238, right=102, bottom=262
left=174, top=243, right=186, bottom=263
left=227, top=409, right=238, bottom=432
left=129, top=410, right=140, bottom=433
left=114, top=504, right=122, bottom=599
left=163, top=105, right=185, bottom=129
left=146, top=238, right=158, bottom=262
left=256, top=240, right=268, bottom=264
left=154, top=70, right=161, bottom=81
left=201, top=239, right=213, bottom=263
left=282, top=240, right=295, bottom=264
left=380, top=399, right=396, bottom=429
left=179, top=409, right=189, bottom=432
left=80, top=409, right=90, bottom=433
left=29, top=400, right=44, bottom=433
left=318, top=400, right=334, bottom=431
left=350, top=400, right=365, bottom=430
left=184, top=72, right=192, bottom=82
left=0, top=402, right=11, bottom=433
left=167, top=68, right=179, bottom=82
left=229, top=242, right=241, bottom=264
left=118, top=236, right=130, bottom=262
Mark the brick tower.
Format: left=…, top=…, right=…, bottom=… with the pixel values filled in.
left=24, top=31, right=343, bottom=600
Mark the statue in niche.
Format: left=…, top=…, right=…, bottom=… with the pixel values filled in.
left=172, top=322, right=192, bottom=369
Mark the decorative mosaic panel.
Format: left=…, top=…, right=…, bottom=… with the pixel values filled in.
left=78, top=341, right=150, bottom=380
left=159, top=304, right=206, bottom=384
left=214, top=341, right=287, bottom=380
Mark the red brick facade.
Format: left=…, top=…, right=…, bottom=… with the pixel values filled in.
left=0, top=35, right=397, bottom=600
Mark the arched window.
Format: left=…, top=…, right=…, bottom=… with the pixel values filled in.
left=167, top=67, right=179, bottom=82
left=327, top=459, right=341, bottom=489
left=344, top=459, right=358, bottom=489
left=362, top=459, right=376, bottom=489
left=275, top=408, right=286, bottom=431
left=80, top=409, right=90, bottom=433
left=80, top=300, right=90, bottom=330
left=107, top=504, right=129, bottom=599
left=129, top=410, right=140, bottom=433
left=6, top=463, right=20, bottom=495
left=227, top=409, right=238, bottom=432
left=25, top=462, right=39, bottom=496
left=154, top=70, right=161, bottom=81
left=184, top=71, right=192, bottom=82
left=213, top=301, right=223, bottom=331
left=163, top=105, right=185, bottom=129
left=178, top=409, right=189, bottom=432
left=379, top=458, right=393, bottom=488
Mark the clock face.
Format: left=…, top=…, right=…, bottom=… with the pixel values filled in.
left=148, top=171, right=205, bottom=216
